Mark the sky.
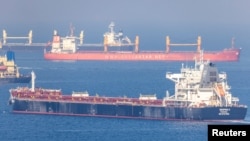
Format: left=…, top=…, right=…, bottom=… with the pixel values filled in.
left=0, top=0, right=250, bottom=49
left=1, top=0, right=250, bottom=26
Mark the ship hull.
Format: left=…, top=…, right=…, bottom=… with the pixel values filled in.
left=44, top=48, right=240, bottom=62
left=0, top=76, right=31, bottom=84
left=11, top=99, right=247, bottom=121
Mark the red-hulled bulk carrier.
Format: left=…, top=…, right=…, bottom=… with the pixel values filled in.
left=44, top=22, right=241, bottom=62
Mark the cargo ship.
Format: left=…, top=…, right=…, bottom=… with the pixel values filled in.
left=0, top=51, right=31, bottom=84
left=44, top=22, right=240, bottom=62
left=8, top=55, right=247, bottom=121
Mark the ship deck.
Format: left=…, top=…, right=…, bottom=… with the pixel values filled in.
left=10, top=88, right=163, bottom=106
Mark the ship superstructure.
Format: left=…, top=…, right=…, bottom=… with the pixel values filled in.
left=48, top=22, right=133, bottom=55
left=164, top=53, right=238, bottom=108
left=9, top=55, right=247, bottom=121
left=103, top=22, right=132, bottom=46
left=0, top=51, right=31, bottom=83
left=50, top=24, right=83, bottom=54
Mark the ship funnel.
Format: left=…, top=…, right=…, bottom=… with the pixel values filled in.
left=6, top=51, right=15, bottom=62
left=31, top=71, right=36, bottom=92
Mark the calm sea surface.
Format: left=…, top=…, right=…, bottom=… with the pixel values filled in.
left=0, top=45, right=250, bottom=141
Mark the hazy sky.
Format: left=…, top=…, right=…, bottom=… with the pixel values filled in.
left=1, top=0, right=250, bottom=46
left=1, top=0, right=249, bottom=25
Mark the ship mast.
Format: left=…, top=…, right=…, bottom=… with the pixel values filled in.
left=109, top=22, right=115, bottom=33
left=31, top=71, right=36, bottom=92
left=70, top=23, right=75, bottom=37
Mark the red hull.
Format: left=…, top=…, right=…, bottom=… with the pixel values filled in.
left=44, top=48, right=240, bottom=62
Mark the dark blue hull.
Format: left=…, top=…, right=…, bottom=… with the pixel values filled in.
left=11, top=100, right=247, bottom=121
left=0, top=76, right=31, bottom=84
left=1, top=45, right=45, bottom=51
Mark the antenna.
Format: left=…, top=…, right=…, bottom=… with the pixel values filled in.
left=70, top=23, right=75, bottom=36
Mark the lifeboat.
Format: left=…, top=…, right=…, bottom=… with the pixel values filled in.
left=0, top=65, right=7, bottom=71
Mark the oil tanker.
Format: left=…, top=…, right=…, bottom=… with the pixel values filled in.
left=0, top=50, right=31, bottom=84
left=44, top=22, right=240, bottom=61
left=9, top=55, right=247, bottom=121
